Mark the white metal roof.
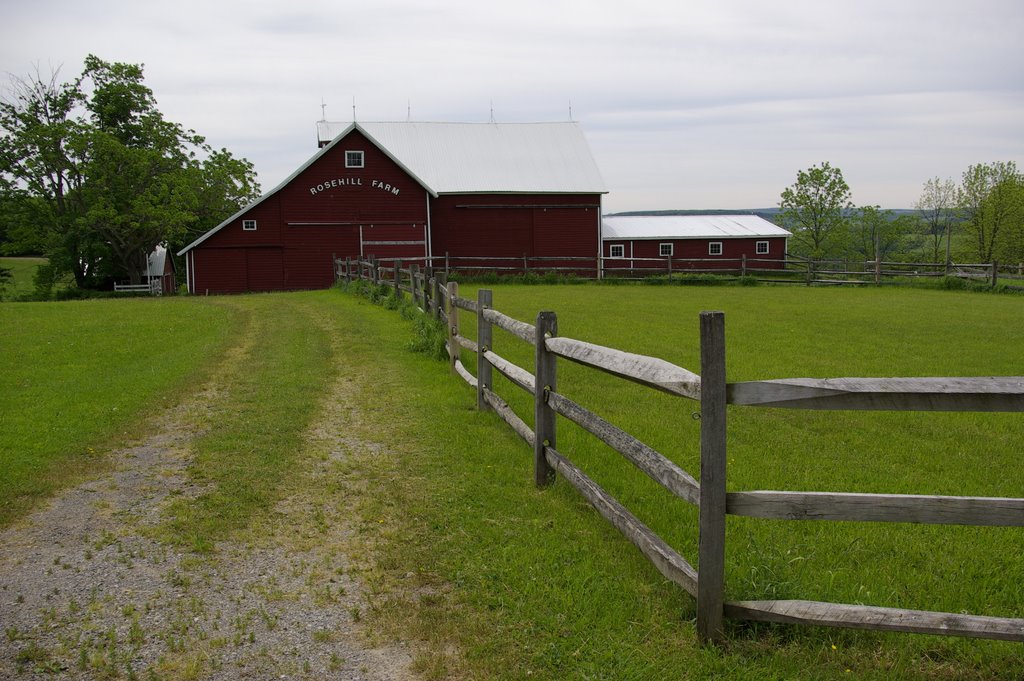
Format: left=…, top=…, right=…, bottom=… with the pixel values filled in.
left=602, top=215, right=791, bottom=240
left=146, top=244, right=169, bottom=276
left=317, top=121, right=607, bottom=194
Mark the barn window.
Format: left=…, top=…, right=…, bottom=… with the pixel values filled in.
left=708, top=241, right=723, bottom=256
left=756, top=240, right=770, bottom=255
left=242, top=219, right=257, bottom=231
left=345, top=150, right=364, bottom=168
left=659, top=243, right=674, bottom=257
left=610, top=244, right=625, bottom=258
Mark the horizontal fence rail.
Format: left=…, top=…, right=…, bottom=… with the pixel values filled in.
left=334, top=255, right=1013, bottom=289
left=543, top=444, right=699, bottom=597
left=724, top=600, right=1024, bottom=642
left=546, top=390, right=701, bottom=506
left=546, top=336, right=701, bottom=400
left=726, top=491, right=1024, bottom=526
left=728, top=376, right=1024, bottom=411
left=337, top=260, right=1024, bottom=645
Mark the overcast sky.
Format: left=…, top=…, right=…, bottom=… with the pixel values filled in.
left=3, top=0, right=1022, bottom=212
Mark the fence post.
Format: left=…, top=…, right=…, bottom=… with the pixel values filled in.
left=431, top=277, right=441, bottom=321
left=411, top=264, right=421, bottom=308
left=477, top=289, right=493, bottom=411
left=534, top=311, right=558, bottom=487
left=991, top=260, right=999, bottom=288
left=667, top=257, right=673, bottom=280
left=445, top=251, right=450, bottom=278
left=447, top=281, right=459, bottom=375
left=697, top=310, right=727, bottom=644
left=805, top=259, right=814, bottom=286
left=393, top=260, right=402, bottom=299
left=344, top=257, right=351, bottom=283
left=371, top=257, right=379, bottom=285
left=741, top=254, right=747, bottom=277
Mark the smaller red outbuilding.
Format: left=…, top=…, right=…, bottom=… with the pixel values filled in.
left=145, top=245, right=177, bottom=295
left=601, top=214, right=790, bottom=273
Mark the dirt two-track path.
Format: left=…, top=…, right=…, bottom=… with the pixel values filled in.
left=0, top=301, right=421, bottom=680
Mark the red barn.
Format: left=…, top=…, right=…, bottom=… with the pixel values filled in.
left=602, top=215, right=790, bottom=273
left=178, top=121, right=607, bottom=294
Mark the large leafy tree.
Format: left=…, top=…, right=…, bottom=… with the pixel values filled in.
left=915, top=176, right=957, bottom=264
left=957, top=161, right=1022, bottom=263
left=0, top=56, right=260, bottom=288
left=847, top=205, right=918, bottom=263
left=778, top=161, right=853, bottom=259
left=989, top=175, right=1024, bottom=267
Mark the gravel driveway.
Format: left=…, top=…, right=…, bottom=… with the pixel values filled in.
left=0, top=360, right=420, bottom=680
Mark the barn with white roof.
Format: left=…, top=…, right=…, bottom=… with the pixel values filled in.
left=602, top=214, right=791, bottom=273
left=178, top=121, right=607, bottom=294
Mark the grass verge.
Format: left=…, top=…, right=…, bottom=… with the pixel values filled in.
left=157, top=294, right=336, bottom=551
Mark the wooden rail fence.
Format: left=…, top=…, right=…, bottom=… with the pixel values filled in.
left=334, top=254, right=1016, bottom=288
left=335, top=257, right=1024, bottom=644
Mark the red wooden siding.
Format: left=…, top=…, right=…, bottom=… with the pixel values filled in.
left=603, top=237, right=788, bottom=271
left=247, top=248, right=285, bottom=290
left=430, top=194, right=600, bottom=270
left=191, top=130, right=430, bottom=294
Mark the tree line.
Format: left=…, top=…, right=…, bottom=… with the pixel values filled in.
left=778, top=160, right=1024, bottom=266
left=0, top=56, right=261, bottom=291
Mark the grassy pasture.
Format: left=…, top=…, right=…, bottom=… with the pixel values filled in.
left=0, top=297, right=236, bottom=526
left=452, top=285, right=1024, bottom=605
left=0, top=257, right=47, bottom=299
left=2, top=286, right=1023, bottom=679
left=343, top=283, right=1024, bottom=679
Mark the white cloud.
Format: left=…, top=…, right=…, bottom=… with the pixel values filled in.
left=2, top=0, right=1022, bottom=210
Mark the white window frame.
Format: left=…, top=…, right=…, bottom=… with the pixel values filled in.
left=242, top=219, right=257, bottom=231
left=756, top=240, right=770, bottom=255
left=659, top=243, right=674, bottom=257
left=345, top=150, right=365, bottom=168
left=708, top=241, right=723, bottom=256
left=609, top=244, right=625, bottom=258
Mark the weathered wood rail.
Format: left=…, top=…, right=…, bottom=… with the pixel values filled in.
left=333, top=255, right=1011, bottom=287
left=335, top=257, right=1024, bottom=644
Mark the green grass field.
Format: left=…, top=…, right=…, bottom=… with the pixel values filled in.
left=0, top=257, right=47, bottom=299
left=3, top=285, right=1022, bottom=679
left=0, top=296, right=237, bottom=525
left=343, top=283, right=1024, bottom=679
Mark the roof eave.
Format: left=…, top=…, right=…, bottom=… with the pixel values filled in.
left=602, top=233, right=791, bottom=241
left=179, top=123, right=440, bottom=256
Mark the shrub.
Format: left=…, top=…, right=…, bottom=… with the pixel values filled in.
left=407, top=314, right=448, bottom=360
left=32, top=263, right=57, bottom=299
left=939, top=275, right=968, bottom=290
